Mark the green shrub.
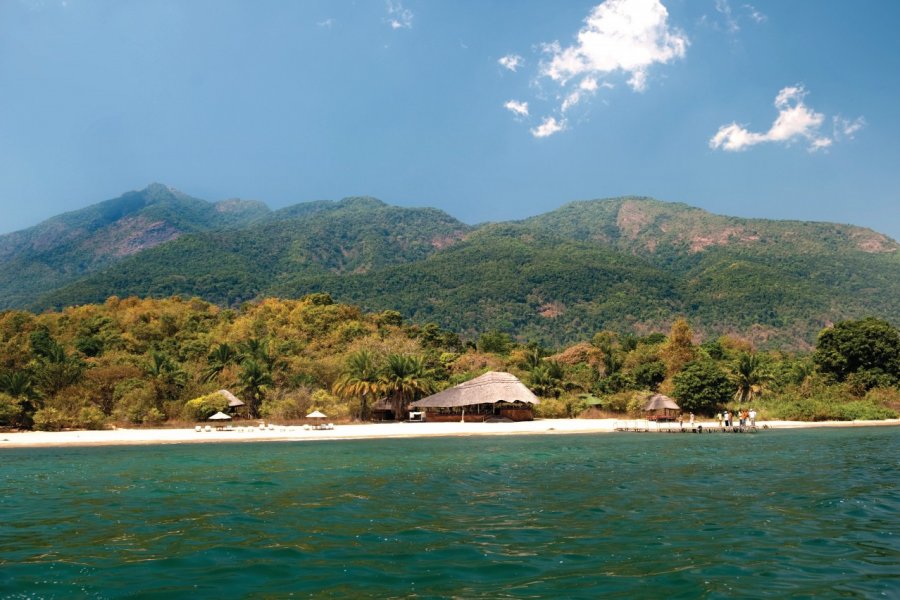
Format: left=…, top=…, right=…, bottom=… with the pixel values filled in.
left=834, top=401, right=897, bottom=421
left=0, top=392, right=25, bottom=427
left=32, top=407, right=67, bottom=431
left=143, top=407, right=165, bottom=426
left=75, top=406, right=108, bottom=430
left=761, top=390, right=898, bottom=421
left=182, top=392, right=229, bottom=421
left=534, top=396, right=567, bottom=418
left=112, top=381, right=158, bottom=424
left=260, top=388, right=313, bottom=421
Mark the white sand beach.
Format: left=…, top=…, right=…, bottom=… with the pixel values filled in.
left=1, top=418, right=897, bottom=448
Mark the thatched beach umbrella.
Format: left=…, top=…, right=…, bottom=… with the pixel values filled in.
left=208, top=411, right=232, bottom=421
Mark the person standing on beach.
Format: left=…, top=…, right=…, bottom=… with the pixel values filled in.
left=749, top=408, right=757, bottom=427
left=723, top=409, right=730, bottom=428
left=689, top=412, right=695, bottom=427
left=716, top=411, right=723, bottom=427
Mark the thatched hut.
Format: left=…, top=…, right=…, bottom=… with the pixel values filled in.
left=642, top=394, right=680, bottom=421
left=410, top=371, right=540, bottom=422
left=217, top=389, right=246, bottom=417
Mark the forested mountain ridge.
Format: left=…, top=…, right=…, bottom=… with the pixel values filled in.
left=521, top=197, right=898, bottom=258
left=0, top=184, right=270, bottom=308
left=2, top=186, right=898, bottom=349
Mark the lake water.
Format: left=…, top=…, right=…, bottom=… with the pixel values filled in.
left=1, top=427, right=898, bottom=598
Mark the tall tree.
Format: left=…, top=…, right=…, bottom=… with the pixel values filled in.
left=660, top=318, right=697, bottom=376
left=239, top=358, right=273, bottom=418
left=813, top=318, right=900, bottom=387
left=202, top=343, right=239, bottom=383
left=673, top=360, right=732, bottom=415
left=379, top=354, right=434, bottom=421
left=731, top=352, right=771, bottom=405
left=333, top=349, right=381, bottom=420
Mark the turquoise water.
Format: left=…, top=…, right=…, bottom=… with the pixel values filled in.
left=1, top=428, right=898, bottom=598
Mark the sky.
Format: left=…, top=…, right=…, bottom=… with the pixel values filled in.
left=1, top=0, right=899, bottom=239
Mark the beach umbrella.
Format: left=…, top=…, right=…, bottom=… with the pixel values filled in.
left=306, top=410, right=327, bottom=419
left=208, top=411, right=232, bottom=421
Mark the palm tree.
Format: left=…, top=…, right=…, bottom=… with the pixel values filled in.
left=239, top=358, right=273, bottom=418
left=333, top=349, right=381, bottom=420
left=379, top=354, right=435, bottom=421
left=202, top=343, right=239, bottom=383
left=0, top=370, right=40, bottom=415
left=732, top=352, right=771, bottom=406
left=240, top=337, right=275, bottom=371
left=528, top=360, right=567, bottom=397
left=145, top=351, right=187, bottom=405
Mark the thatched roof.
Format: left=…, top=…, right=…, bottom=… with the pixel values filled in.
left=371, top=398, right=392, bottom=411
left=217, top=389, right=245, bottom=407
left=411, top=371, right=540, bottom=409
left=642, top=394, right=680, bottom=411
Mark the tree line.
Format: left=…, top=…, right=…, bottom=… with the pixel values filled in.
left=0, top=294, right=897, bottom=430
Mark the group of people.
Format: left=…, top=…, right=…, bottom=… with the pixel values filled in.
left=717, top=408, right=757, bottom=428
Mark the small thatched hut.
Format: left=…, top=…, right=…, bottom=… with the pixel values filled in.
left=217, top=389, right=246, bottom=417
left=642, top=394, right=680, bottom=421
left=410, top=371, right=540, bottom=422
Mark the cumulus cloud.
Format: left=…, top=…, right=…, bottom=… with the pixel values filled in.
left=540, top=0, right=688, bottom=92
left=504, top=100, right=530, bottom=117
left=386, top=1, right=413, bottom=29
left=710, top=86, right=863, bottom=152
left=531, top=117, right=566, bottom=138
left=500, top=0, right=687, bottom=138
left=498, top=54, right=523, bottom=72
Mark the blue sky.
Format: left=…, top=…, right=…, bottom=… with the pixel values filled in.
left=1, top=0, right=898, bottom=239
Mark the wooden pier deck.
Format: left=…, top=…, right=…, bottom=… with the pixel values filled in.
left=614, top=421, right=760, bottom=434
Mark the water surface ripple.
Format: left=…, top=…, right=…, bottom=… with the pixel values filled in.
left=1, top=427, right=898, bottom=598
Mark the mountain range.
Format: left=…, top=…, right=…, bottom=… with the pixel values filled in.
left=2, top=184, right=897, bottom=349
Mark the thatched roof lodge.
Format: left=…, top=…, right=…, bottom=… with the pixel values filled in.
left=642, top=394, right=680, bottom=421
left=410, top=371, right=540, bottom=422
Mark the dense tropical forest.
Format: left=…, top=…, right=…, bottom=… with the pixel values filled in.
left=2, top=185, right=898, bottom=349
left=1, top=295, right=897, bottom=431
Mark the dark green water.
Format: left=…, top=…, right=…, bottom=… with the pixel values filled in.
left=1, top=427, right=898, bottom=599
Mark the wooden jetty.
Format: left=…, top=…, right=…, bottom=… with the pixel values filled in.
left=614, top=420, right=760, bottom=434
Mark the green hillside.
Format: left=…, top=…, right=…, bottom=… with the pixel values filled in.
left=0, top=184, right=269, bottom=308
left=6, top=189, right=899, bottom=349
left=36, top=197, right=470, bottom=309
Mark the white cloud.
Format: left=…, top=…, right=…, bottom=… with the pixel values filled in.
left=317, top=18, right=335, bottom=29
left=579, top=77, right=600, bottom=92
left=540, top=0, right=688, bottom=92
left=531, top=116, right=566, bottom=138
left=386, top=1, right=413, bottom=30
left=715, top=0, right=739, bottom=33
left=504, top=100, right=530, bottom=117
left=743, top=4, right=767, bottom=23
left=500, top=0, right=685, bottom=137
left=710, top=85, right=861, bottom=152
left=834, top=116, right=866, bottom=139
left=498, top=54, right=523, bottom=72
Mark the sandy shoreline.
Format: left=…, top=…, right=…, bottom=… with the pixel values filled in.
left=1, top=418, right=898, bottom=449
